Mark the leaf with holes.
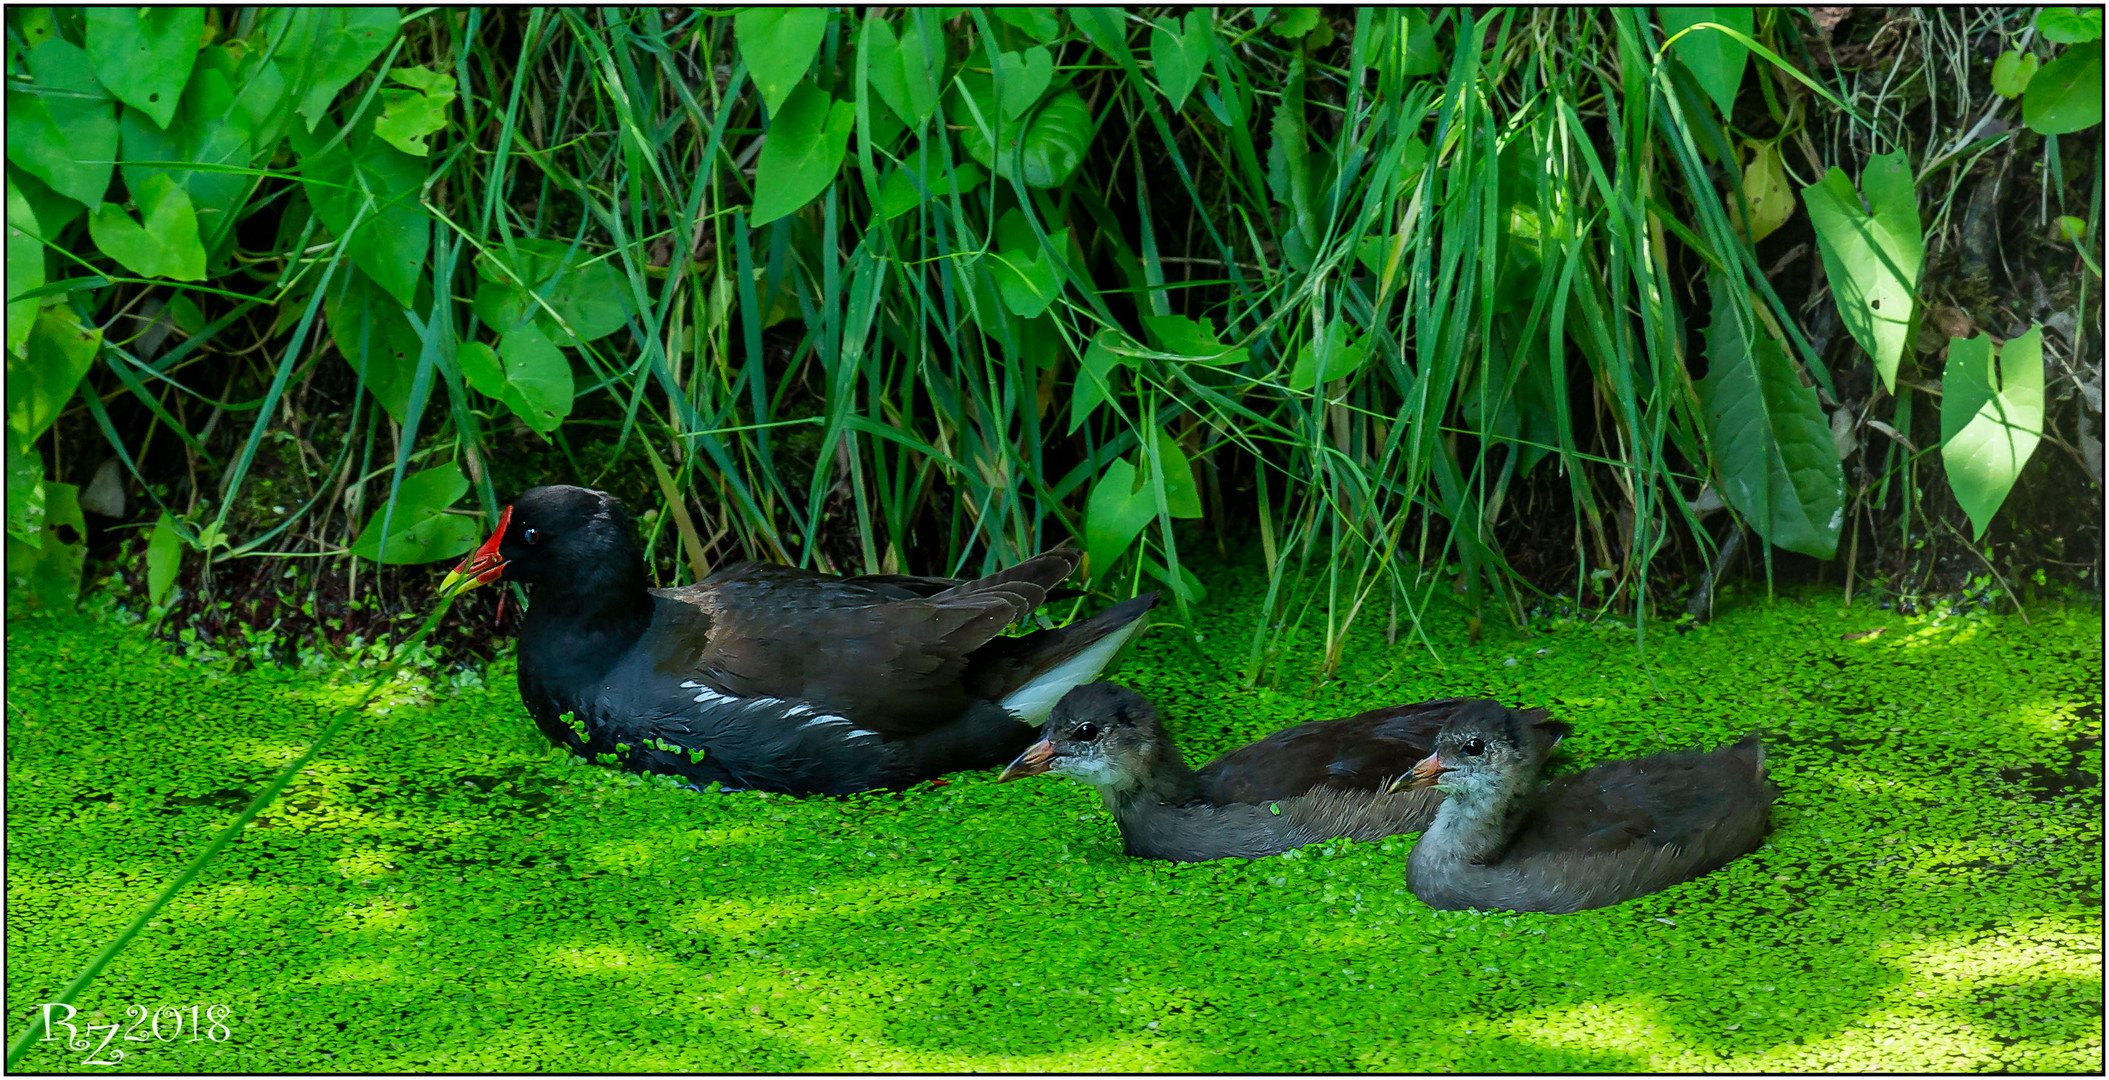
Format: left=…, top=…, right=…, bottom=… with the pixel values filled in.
left=1660, top=7, right=1754, bottom=115
left=119, top=45, right=289, bottom=253
left=1941, top=329, right=2044, bottom=539
left=6, top=481, right=85, bottom=609
left=84, top=6, right=205, bottom=130
left=8, top=306, right=103, bottom=444
left=1696, top=275, right=1844, bottom=559
left=349, top=463, right=482, bottom=565
left=1727, top=139, right=1794, bottom=243
left=321, top=266, right=420, bottom=421
left=6, top=40, right=120, bottom=208
left=2023, top=40, right=2103, bottom=135
left=751, top=84, right=855, bottom=227
left=1802, top=151, right=1922, bottom=393
left=737, top=8, right=828, bottom=120
left=89, top=173, right=207, bottom=280
left=147, top=510, right=183, bottom=606
left=1085, top=457, right=1155, bottom=582
left=292, top=113, right=430, bottom=307
left=259, top=6, right=398, bottom=131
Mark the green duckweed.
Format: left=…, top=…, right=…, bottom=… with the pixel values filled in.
left=4, top=561, right=2100, bottom=1071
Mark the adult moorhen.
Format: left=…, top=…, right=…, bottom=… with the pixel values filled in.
left=441, top=485, right=1156, bottom=795
left=998, top=682, right=1569, bottom=862
left=1402, top=709, right=1779, bottom=913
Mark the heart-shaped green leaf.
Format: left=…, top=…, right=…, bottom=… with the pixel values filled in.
left=6, top=40, right=120, bottom=208
left=954, top=79, right=1095, bottom=189
left=992, top=7, right=1061, bottom=42
left=89, top=173, right=207, bottom=280
left=85, top=7, right=205, bottom=131
left=751, top=84, right=856, bottom=227
left=493, top=324, right=575, bottom=434
left=1289, top=319, right=1370, bottom=390
left=1147, top=430, right=1204, bottom=518
left=146, top=510, right=183, bottom=606
left=8, top=177, right=47, bottom=354
left=2023, top=40, right=2103, bottom=135
left=876, top=154, right=987, bottom=220
left=1659, top=7, right=1754, bottom=115
left=349, top=463, right=482, bottom=565
left=321, top=265, right=420, bottom=421
left=987, top=209, right=1067, bottom=318
left=995, top=46, right=1054, bottom=120
left=1801, top=150, right=1923, bottom=393
left=374, top=64, right=456, bottom=156
left=737, top=8, right=829, bottom=119
left=1941, top=328, right=2045, bottom=539
left=1727, top=139, right=1794, bottom=243
left=1991, top=49, right=2040, bottom=98
left=120, top=45, right=290, bottom=253
left=1143, top=313, right=1250, bottom=366
left=473, top=238, right=630, bottom=346
left=1069, top=330, right=1129, bottom=433
left=7, top=306, right=103, bottom=444
left=292, top=113, right=431, bottom=308
left=2036, top=7, right=2104, bottom=44
left=1696, top=274, right=1844, bottom=559
left=862, top=16, right=912, bottom=126
left=1150, top=12, right=1213, bottom=112
left=1085, top=457, right=1155, bottom=581
left=259, top=7, right=398, bottom=132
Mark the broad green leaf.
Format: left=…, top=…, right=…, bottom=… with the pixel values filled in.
left=1269, top=8, right=1322, bottom=39
left=8, top=167, right=85, bottom=238
left=893, top=20, right=942, bottom=125
left=1726, top=139, right=1794, bottom=243
left=1143, top=313, right=1250, bottom=366
left=260, top=6, right=398, bottom=131
left=1085, top=457, right=1154, bottom=581
left=1147, top=430, right=1203, bottom=518
left=1801, top=150, right=1923, bottom=392
left=1941, top=329, right=2044, bottom=539
left=1069, top=330, right=1127, bottom=433
left=373, top=63, right=456, bottom=156
left=992, top=7, right=1061, bottom=41
left=6, top=425, right=45, bottom=542
left=146, top=510, right=183, bottom=605
left=349, top=463, right=481, bottom=565
left=494, top=325, right=575, bottom=434
left=736, top=8, right=828, bottom=119
left=1659, top=7, right=1754, bottom=115
left=750, top=84, right=855, bottom=227
left=876, top=155, right=986, bottom=220
left=8, top=306, right=103, bottom=443
left=988, top=209, right=1067, bottom=318
left=473, top=238, right=630, bottom=346
left=119, top=47, right=289, bottom=251
left=88, top=173, right=207, bottom=280
left=321, top=266, right=419, bottom=421
left=2023, top=40, right=2103, bottom=135
left=6, top=40, right=120, bottom=207
left=862, top=16, right=912, bottom=127
left=6, top=481, right=85, bottom=609
left=1139, top=553, right=1206, bottom=605
left=1401, top=8, right=1440, bottom=76
left=1991, top=49, right=2039, bottom=98
left=2036, top=7, right=2104, bottom=44
left=1697, top=275, right=1844, bottom=559
left=2057, top=215, right=2087, bottom=243
left=994, top=46, right=1054, bottom=120
left=84, top=7, right=205, bottom=130
left=292, top=113, right=430, bottom=307
left=1150, top=12, right=1212, bottom=112
left=954, top=78, right=1095, bottom=188
left=1289, top=320, right=1370, bottom=390
left=7, top=177, right=47, bottom=354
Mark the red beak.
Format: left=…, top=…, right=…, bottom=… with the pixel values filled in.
left=440, top=504, right=512, bottom=595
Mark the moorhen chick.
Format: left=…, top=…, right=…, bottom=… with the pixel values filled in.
left=1402, top=709, right=1779, bottom=913
left=441, top=485, right=1156, bottom=795
left=998, top=682, right=1569, bottom=862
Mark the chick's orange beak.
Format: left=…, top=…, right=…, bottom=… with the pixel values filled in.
left=1404, top=751, right=1451, bottom=790
left=999, top=738, right=1055, bottom=782
left=440, top=504, right=512, bottom=596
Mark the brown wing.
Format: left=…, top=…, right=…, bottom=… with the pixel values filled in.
left=648, top=551, right=1080, bottom=736
left=1506, top=736, right=1768, bottom=861
left=1197, top=698, right=1514, bottom=805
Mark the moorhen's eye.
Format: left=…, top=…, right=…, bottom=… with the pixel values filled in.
left=523, top=527, right=541, bottom=545
left=1462, top=737, right=1486, bottom=756
left=1072, top=722, right=1101, bottom=742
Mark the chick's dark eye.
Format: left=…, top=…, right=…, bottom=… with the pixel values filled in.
left=522, top=527, right=541, bottom=545
left=1462, top=737, right=1486, bottom=756
left=1072, top=722, right=1100, bottom=742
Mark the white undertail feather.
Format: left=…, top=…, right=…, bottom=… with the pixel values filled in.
left=998, top=611, right=1148, bottom=724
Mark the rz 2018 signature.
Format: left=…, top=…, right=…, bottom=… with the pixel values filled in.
left=36, top=1002, right=232, bottom=1066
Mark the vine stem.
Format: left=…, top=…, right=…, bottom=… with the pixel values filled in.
left=5, top=590, right=465, bottom=1068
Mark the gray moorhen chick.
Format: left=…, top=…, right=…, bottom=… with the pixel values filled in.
left=442, top=485, right=1155, bottom=795
left=1402, top=709, right=1779, bottom=913
left=998, top=682, right=1569, bottom=862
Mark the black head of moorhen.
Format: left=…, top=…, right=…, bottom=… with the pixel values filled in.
left=998, top=682, right=1568, bottom=862
left=441, top=485, right=1157, bottom=795
left=1402, top=709, right=1780, bottom=913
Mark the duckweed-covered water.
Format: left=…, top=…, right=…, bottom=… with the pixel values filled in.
left=6, top=564, right=2101, bottom=1071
